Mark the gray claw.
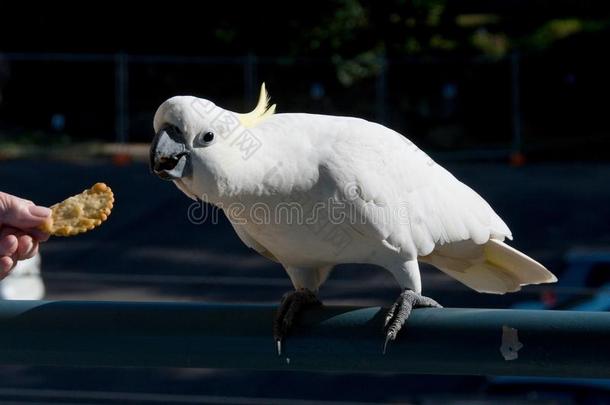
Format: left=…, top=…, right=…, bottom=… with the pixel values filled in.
left=384, top=300, right=399, bottom=328
left=383, top=334, right=392, bottom=355
left=383, top=289, right=442, bottom=354
left=273, top=288, right=321, bottom=356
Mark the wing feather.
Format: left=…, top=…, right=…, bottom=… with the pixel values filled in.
left=330, top=118, right=511, bottom=258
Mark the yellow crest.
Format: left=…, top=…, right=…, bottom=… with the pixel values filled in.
left=236, top=83, right=277, bottom=128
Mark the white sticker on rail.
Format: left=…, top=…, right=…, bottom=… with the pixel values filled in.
left=500, top=325, right=523, bottom=361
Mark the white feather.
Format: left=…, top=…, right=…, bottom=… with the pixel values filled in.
left=153, top=94, right=557, bottom=294
left=421, top=239, right=557, bottom=294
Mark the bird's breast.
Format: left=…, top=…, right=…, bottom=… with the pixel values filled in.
left=226, top=191, right=384, bottom=267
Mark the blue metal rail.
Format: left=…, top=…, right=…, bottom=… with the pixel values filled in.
left=0, top=300, right=607, bottom=378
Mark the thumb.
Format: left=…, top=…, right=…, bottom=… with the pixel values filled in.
left=0, top=193, right=51, bottom=230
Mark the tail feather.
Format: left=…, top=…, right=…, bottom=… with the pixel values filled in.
left=421, top=239, right=557, bottom=295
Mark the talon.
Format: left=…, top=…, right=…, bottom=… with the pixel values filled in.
left=273, top=288, right=321, bottom=356
left=383, top=335, right=391, bottom=355
left=384, top=300, right=399, bottom=328
left=382, top=289, right=441, bottom=353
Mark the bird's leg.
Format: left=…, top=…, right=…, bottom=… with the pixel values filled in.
left=383, top=289, right=442, bottom=354
left=273, top=288, right=321, bottom=356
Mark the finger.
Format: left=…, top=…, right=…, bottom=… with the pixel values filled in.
left=4, top=193, right=34, bottom=206
left=0, top=256, right=13, bottom=278
left=15, top=234, right=35, bottom=260
left=0, top=234, right=18, bottom=257
left=24, top=243, right=39, bottom=260
left=0, top=226, right=21, bottom=237
left=24, top=228, right=50, bottom=242
left=16, top=243, right=38, bottom=261
left=14, top=197, right=34, bottom=206
left=4, top=226, right=49, bottom=243
left=0, top=193, right=51, bottom=229
left=1, top=226, right=24, bottom=242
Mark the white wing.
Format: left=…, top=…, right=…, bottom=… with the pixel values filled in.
left=326, top=117, right=555, bottom=292
left=329, top=118, right=511, bottom=257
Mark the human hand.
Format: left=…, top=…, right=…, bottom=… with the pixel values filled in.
left=0, top=192, right=51, bottom=278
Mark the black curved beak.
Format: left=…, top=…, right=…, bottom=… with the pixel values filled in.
left=150, top=129, right=190, bottom=180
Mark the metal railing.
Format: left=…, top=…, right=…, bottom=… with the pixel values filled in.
left=0, top=300, right=608, bottom=378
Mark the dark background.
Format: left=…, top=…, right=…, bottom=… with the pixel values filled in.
left=1, top=2, right=610, bottom=158
left=1, top=2, right=610, bottom=404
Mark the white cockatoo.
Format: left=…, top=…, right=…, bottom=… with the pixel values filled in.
left=150, top=84, right=556, bottom=353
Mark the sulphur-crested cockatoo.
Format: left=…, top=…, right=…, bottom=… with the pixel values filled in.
left=150, top=84, right=556, bottom=354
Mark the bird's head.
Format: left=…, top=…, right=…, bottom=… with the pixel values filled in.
left=150, top=84, right=276, bottom=200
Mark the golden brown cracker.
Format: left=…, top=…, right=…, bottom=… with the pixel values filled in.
left=40, top=183, right=114, bottom=236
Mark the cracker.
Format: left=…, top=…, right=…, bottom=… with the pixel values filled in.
left=39, top=183, right=114, bottom=236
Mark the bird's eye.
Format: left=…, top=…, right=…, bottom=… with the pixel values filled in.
left=193, top=131, right=215, bottom=147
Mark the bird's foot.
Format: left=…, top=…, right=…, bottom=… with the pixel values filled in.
left=273, top=288, right=321, bottom=356
left=383, top=289, right=442, bottom=354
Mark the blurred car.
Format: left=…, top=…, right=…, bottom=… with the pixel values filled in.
left=0, top=253, right=45, bottom=300
left=512, top=248, right=610, bottom=310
